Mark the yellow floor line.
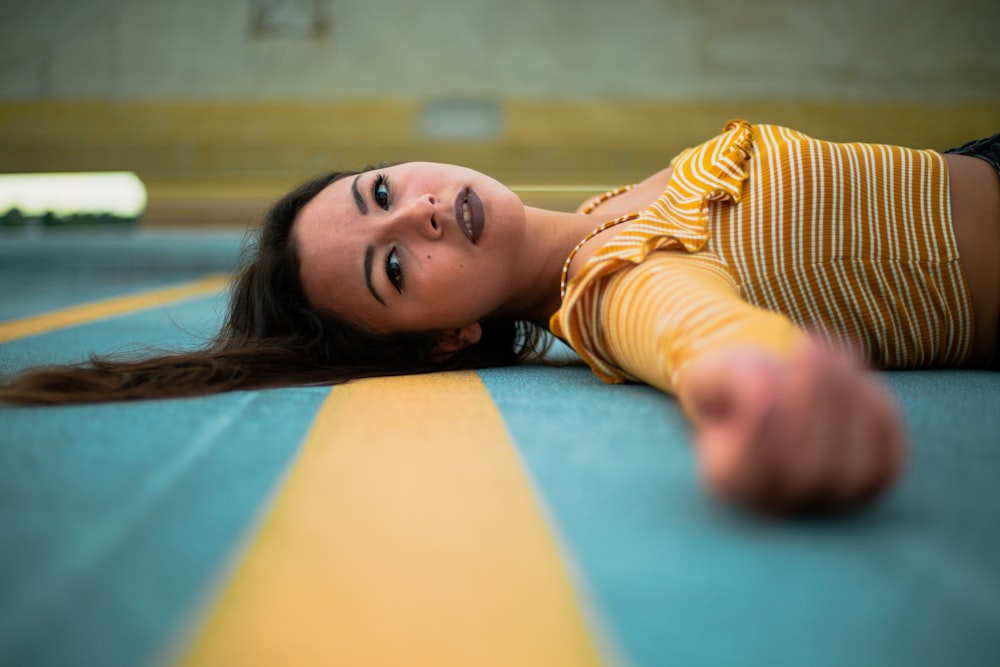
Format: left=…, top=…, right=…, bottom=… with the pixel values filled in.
left=179, top=372, right=605, bottom=667
left=0, top=275, right=229, bottom=342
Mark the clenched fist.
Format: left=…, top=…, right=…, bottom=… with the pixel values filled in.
left=681, top=339, right=906, bottom=516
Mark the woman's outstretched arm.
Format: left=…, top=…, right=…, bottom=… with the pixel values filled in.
left=596, top=252, right=906, bottom=516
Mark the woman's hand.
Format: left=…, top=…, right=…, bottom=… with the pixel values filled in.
left=680, top=339, right=906, bottom=516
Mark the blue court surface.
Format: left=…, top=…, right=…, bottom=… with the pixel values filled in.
left=2, top=230, right=999, bottom=667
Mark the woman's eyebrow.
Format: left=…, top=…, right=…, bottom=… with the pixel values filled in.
left=352, top=175, right=369, bottom=216
left=364, top=244, right=386, bottom=306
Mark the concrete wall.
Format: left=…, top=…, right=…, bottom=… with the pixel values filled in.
left=2, top=0, right=998, bottom=101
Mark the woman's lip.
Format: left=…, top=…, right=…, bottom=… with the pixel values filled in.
left=454, top=187, right=485, bottom=244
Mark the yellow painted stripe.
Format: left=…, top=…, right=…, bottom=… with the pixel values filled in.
left=180, top=372, right=605, bottom=667
left=0, top=275, right=229, bottom=342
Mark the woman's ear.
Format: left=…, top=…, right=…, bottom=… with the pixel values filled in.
left=430, top=323, right=483, bottom=363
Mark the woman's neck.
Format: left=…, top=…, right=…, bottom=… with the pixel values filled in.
left=503, top=168, right=672, bottom=326
left=500, top=206, right=608, bottom=327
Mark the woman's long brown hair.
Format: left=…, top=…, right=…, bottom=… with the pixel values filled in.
left=0, top=172, right=549, bottom=404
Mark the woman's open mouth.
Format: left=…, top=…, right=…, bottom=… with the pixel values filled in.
left=455, top=187, right=485, bottom=244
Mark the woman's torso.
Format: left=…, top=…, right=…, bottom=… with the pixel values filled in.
left=565, top=121, right=986, bottom=369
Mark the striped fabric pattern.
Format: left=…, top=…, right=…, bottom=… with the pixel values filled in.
left=551, top=120, right=974, bottom=394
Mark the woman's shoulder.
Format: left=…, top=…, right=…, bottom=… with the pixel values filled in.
left=575, top=120, right=759, bottom=219
left=574, top=166, right=675, bottom=218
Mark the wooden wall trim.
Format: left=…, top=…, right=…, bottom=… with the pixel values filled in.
left=2, top=99, right=997, bottom=225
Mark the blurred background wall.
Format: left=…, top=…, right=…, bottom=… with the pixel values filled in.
left=1, top=0, right=998, bottom=224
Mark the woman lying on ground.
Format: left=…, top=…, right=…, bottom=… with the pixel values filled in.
left=3, top=120, right=999, bottom=517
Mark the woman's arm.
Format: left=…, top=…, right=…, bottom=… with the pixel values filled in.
left=598, top=253, right=906, bottom=515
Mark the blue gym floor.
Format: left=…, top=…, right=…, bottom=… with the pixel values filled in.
left=2, top=230, right=999, bottom=667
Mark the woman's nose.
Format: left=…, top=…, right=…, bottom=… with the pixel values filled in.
left=390, top=193, right=442, bottom=239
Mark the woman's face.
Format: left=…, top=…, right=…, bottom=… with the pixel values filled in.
left=294, top=162, right=529, bottom=336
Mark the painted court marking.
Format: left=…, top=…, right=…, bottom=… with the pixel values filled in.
left=0, top=275, right=229, bottom=342
left=180, top=372, right=605, bottom=667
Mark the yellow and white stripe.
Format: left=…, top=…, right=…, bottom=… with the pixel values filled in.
left=552, top=120, right=973, bottom=394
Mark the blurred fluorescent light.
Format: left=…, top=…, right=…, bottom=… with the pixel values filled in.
left=0, top=172, right=147, bottom=216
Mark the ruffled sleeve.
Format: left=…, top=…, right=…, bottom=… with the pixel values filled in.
left=550, top=119, right=755, bottom=383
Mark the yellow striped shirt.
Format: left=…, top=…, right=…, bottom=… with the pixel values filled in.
left=550, top=120, right=974, bottom=397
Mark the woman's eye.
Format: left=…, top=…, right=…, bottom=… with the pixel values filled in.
left=372, top=173, right=390, bottom=210
left=385, top=247, right=404, bottom=293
